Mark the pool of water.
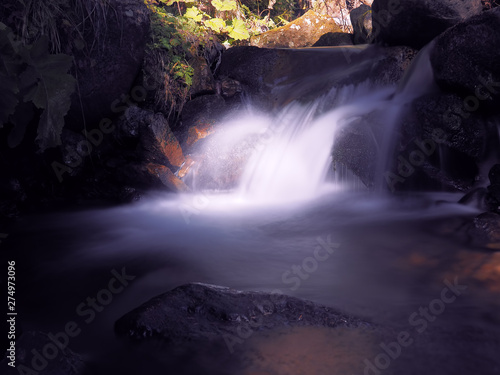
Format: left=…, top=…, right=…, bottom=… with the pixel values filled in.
left=4, top=189, right=500, bottom=374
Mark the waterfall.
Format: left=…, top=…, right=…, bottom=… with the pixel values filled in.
left=236, top=85, right=395, bottom=203
left=188, top=45, right=437, bottom=203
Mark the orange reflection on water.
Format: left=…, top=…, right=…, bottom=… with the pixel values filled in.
left=239, top=326, right=377, bottom=375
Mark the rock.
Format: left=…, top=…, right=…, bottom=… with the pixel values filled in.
left=489, top=164, right=500, bottom=185
left=186, top=122, right=216, bottom=148
left=249, top=10, right=342, bottom=48
left=179, top=95, right=226, bottom=148
left=217, top=43, right=419, bottom=110
left=115, top=283, right=370, bottom=344
left=216, top=76, right=243, bottom=98
left=189, top=56, right=216, bottom=97
left=66, top=0, right=150, bottom=129
left=350, top=4, right=372, bottom=44
left=312, top=32, right=354, bottom=46
left=395, top=93, right=487, bottom=191
left=332, top=116, right=379, bottom=188
left=467, top=212, right=500, bottom=250
left=2, top=331, right=85, bottom=375
left=359, top=45, right=418, bottom=86
left=430, top=8, right=500, bottom=114
left=486, top=164, right=500, bottom=213
left=119, top=106, right=185, bottom=170
left=371, top=0, right=483, bottom=49
left=217, top=46, right=376, bottom=109
left=145, top=163, right=188, bottom=192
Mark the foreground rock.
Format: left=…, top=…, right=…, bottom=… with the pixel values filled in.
left=249, top=10, right=342, bottom=48
left=115, top=283, right=371, bottom=345
left=371, top=0, right=482, bottom=49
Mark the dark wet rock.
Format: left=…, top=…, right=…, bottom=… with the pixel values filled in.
left=249, top=10, right=342, bottom=48
left=466, top=212, right=500, bottom=250
left=115, top=283, right=370, bottom=345
left=458, top=187, right=488, bottom=211
left=3, top=331, right=85, bottom=375
left=371, top=0, right=482, bottom=49
left=217, top=45, right=418, bottom=110
left=350, top=4, right=372, bottom=44
left=216, top=76, right=243, bottom=98
left=395, top=93, right=489, bottom=191
left=359, top=45, right=418, bottom=86
left=312, top=32, right=354, bottom=46
left=179, top=95, right=227, bottom=149
left=189, top=56, right=216, bottom=97
left=486, top=164, right=500, bottom=213
left=332, top=115, right=379, bottom=188
left=430, top=8, right=500, bottom=115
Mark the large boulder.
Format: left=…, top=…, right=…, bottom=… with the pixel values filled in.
left=371, top=0, right=483, bottom=49
left=430, top=8, right=500, bottom=114
left=216, top=45, right=417, bottom=111
left=115, top=283, right=371, bottom=344
left=249, top=10, right=342, bottom=48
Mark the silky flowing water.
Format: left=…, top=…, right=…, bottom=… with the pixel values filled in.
left=4, top=45, right=500, bottom=375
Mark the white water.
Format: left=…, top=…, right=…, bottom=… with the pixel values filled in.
left=236, top=86, right=393, bottom=203
left=188, top=45, right=437, bottom=203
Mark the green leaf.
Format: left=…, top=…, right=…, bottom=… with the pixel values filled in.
left=228, top=19, right=250, bottom=40
left=184, top=7, right=203, bottom=22
left=211, top=0, right=237, bottom=11
left=204, top=17, right=226, bottom=32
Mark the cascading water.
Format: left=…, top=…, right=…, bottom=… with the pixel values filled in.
left=188, top=44, right=437, bottom=203
left=236, top=86, right=394, bottom=202
left=8, top=44, right=499, bottom=375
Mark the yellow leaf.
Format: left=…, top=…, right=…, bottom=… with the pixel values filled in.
left=211, top=0, right=237, bottom=11
left=204, top=17, right=226, bottom=32
left=228, top=19, right=250, bottom=40
left=185, top=7, right=203, bottom=22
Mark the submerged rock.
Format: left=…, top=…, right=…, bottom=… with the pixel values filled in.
left=115, top=283, right=370, bottom=345
left=249, top=10, right=342, bottom=48
left=371, top=0, right=482, bottom=49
